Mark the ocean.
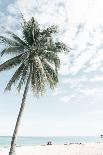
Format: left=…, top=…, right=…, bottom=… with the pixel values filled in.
left=0, top=136, right=103, bottom=147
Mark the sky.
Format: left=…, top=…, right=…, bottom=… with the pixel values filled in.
left=0, top=0, right=103, bottom=136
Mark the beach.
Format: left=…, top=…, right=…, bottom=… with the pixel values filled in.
left=0, top=143, right=103, bottom=155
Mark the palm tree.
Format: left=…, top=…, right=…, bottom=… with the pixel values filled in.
left=0, top=17, right=69, bottom=155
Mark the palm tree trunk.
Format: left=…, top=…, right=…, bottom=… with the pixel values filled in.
left=9, top=66, right=32, bottom=155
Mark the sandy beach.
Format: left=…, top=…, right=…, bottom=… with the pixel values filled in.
left=0, top=143, right=103, bottom=155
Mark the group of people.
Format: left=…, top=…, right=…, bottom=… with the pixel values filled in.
left=47, top=141, right=52, bottom=145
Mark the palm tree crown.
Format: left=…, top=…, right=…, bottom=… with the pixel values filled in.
left=0, top=17, right=69, bottom=95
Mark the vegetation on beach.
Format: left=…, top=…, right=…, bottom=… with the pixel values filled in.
left=0, top=16, right=70, bottom=155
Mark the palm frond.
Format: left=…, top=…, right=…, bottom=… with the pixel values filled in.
left=55, top=42, right=70, bottom=53
left=22, top=17, right=40, bottom=45
left=43, top=60, right=58, bottom=88
left=6, top=31, right=27, bottom=46
left=5, top=64, right=25, bottom=91
left=45, top=69, right=58, bottom=88
left=41, top=51, right=60, bottom=70
left=31, top=64, right=45, bottom=96
left=1, top=46, right=24, bottom=56
left=31, top=57, right=46, bottom=95
left=0, top=54, right=22, bottom=72
left=41, top=25, right=58, bottom=36
left=17, top=65, right=29, bottom=92
left=0, top=36, right=20, bottom=46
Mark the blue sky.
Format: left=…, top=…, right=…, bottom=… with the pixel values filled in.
left=0, top=0, right=103, bottom=136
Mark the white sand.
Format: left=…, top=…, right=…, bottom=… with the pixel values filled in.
left=0, top=143, right=103, bottom=155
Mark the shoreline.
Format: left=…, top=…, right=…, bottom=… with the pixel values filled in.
left=0, top=143, right=103, bottom=155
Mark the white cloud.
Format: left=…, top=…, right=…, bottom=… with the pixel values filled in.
left=100, top=67, right=103, bottom=72
left=62, top=76, right=88, bottom=85
left=60, top=95, right=74, bottom=103
left=90, top=50, right=103, bottom=64
left=66, top=0, right=103, bottom=27
left=59, top=64, right=69, bottom=75
left=7, top=0, right=67, bottom=29
left=80, top=88, right=99, bottom=96
left=91, top=75, right=103, bottom=82
left=85, top=63, right=101, bottom=72
left=78, top=87, right=103, bottom=97
left=52, top=87, right=62, bottom=96
left=69, top=49, right=95, bottom=74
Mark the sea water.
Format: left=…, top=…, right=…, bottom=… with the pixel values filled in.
left=0, top=136, right=103, bottom=147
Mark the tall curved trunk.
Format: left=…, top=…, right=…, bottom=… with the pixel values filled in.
left=9, top=66, right=32, bottom=155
